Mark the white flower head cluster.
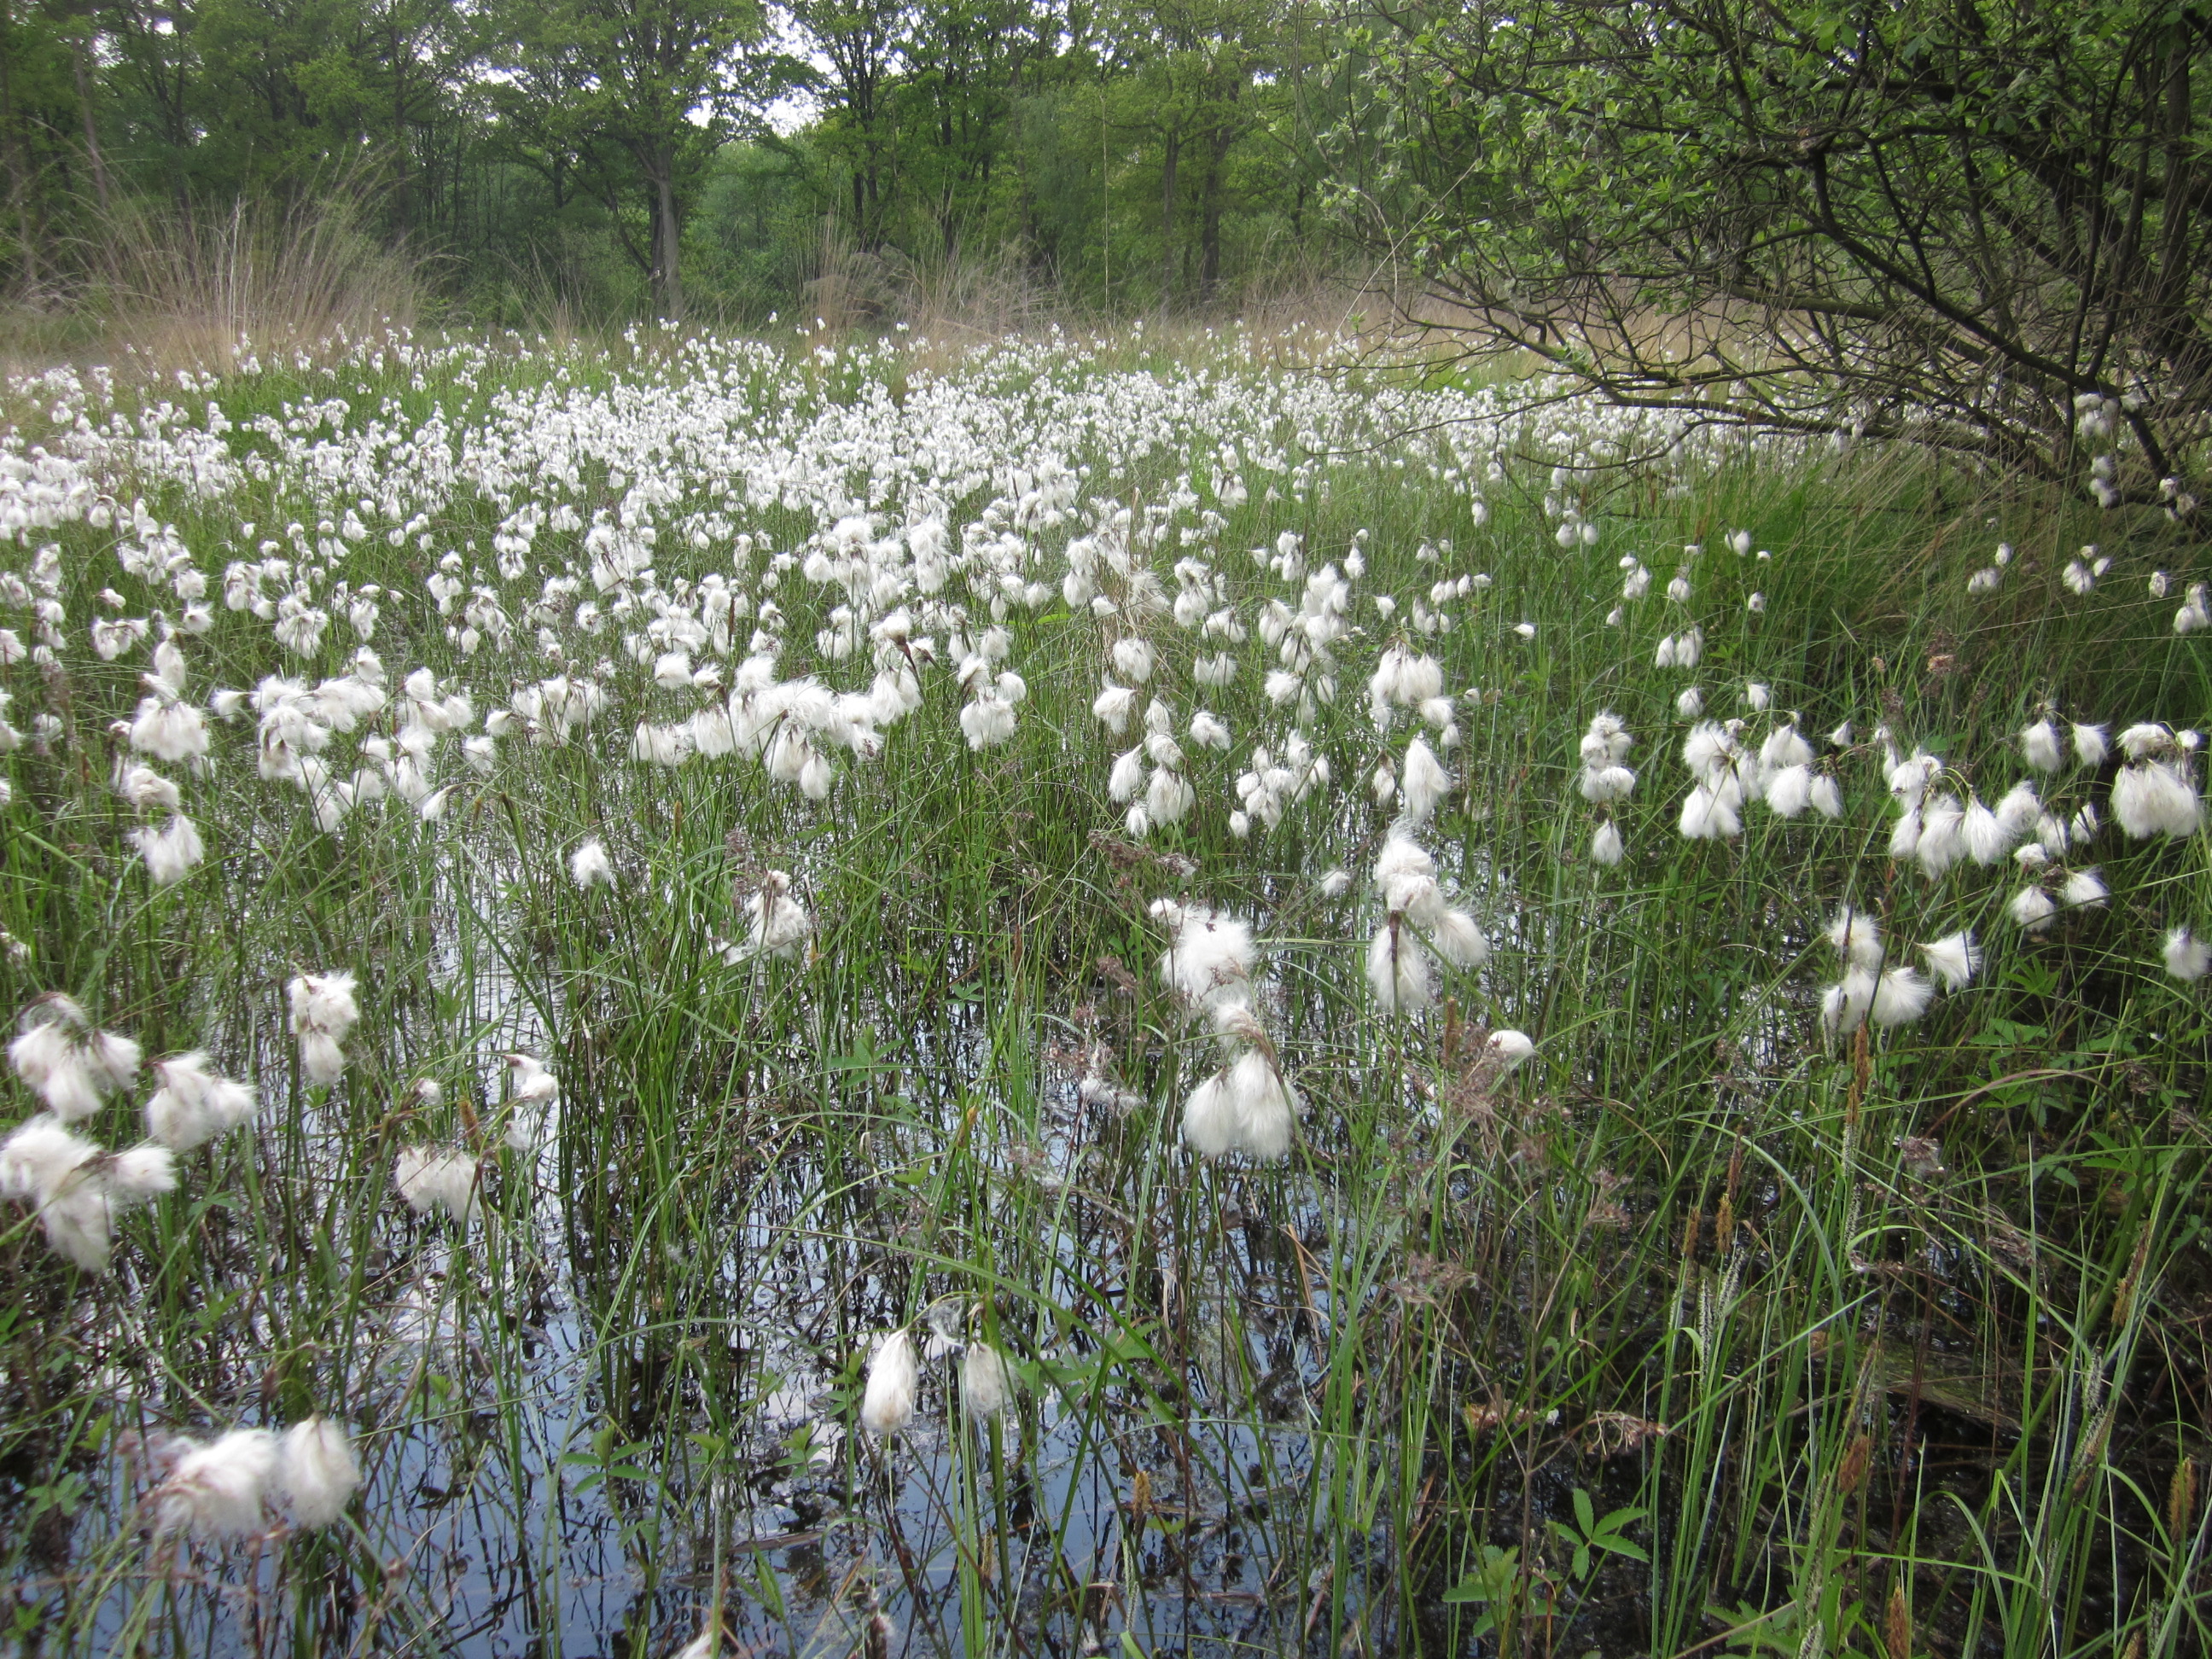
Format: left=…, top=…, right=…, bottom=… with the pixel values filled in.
left=287, top=970, right=360, bottom=1086
left=503, top=1053, right=561, bottom=1150
left=1151, top=899, right=1301, bottom=1161
left=1366, top=643, right=1445, bottom=733
left=1109, top=697, right=1198, bottom=836
left=1816, top=905, right=1979, bottom=1038
left=9, top=995, right=140, bottom=1121
left=719, top=870, right=813, bottom=965
left=0, top=1111, right=174, bottom=1272
left=394, top=1144, right=480, bottom=1223
left=1883, top=745, right=2042, bottom=878
left=860, top=1307, right=1017, bottom=1438
left=144, top=1051, right=257, bottom=1151
left=1231, top=730, right=1330, bottom=838
left=568, top=837, right=614, bottom=889
left=1577, top=710, right=1635, bottom=866
left=2110, top=724, right=2203, bottom=840
left=1365, top=834, right=1486, bottom=1013
left=146, top=1416, right=359, bottom=1539
left=1678, top=719, right=1749, bottom=841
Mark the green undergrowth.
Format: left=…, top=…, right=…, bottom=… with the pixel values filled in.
left=0, top=329, right=2208, bottom=1658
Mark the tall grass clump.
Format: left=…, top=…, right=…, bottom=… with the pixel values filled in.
left=76, top=190, right=422, bottom=373
left=0, top=320, right=2204, bottom=1659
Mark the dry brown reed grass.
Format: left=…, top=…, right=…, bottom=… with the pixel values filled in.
left=3, top=189, right=424, bottom=381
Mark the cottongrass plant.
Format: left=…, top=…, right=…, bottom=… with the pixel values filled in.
left=0, top=319, right=2205, bottom=1659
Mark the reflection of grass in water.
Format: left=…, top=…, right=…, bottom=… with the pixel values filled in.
left=0, top=324, right=2205, bottom=1659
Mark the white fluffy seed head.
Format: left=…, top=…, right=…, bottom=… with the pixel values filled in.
left=1870, top=967, right=1936, bottom=1028
left=1918, top=932, right=1981, bottom=992
left=1225, top=1049, right=1298, bottom=1161
left=276, top=1417, right=361, bottom=1528
left=961, top=1342, right=1016, bottom=1419
left=1365, top=923, right=1434, bottom=1012
left=861, top=1329, right=919, bottom=1435
left=152, top=1428, right=280, bottom=1540
left=10, top=999, right=139, bottom=1122
left=394, top=1145, right=479, bottom=1222
left=568, top=838, right=614, bottom=889
left=1825, top=905, right=1884, bottom=970
left=146, top=1051, right=257, bottom=1151
left=1428, top=906, right=1488, bottom=969
left=1181, top=1068, right=1241, bottom=1158
left=2112, top=760, right=2202, bottom=839
left=1397, top=737, right=1450, bottom=826
left=2061, top=867, right=2109, bottom=908
left=1820, top=966, right=1877, bottom=1036
left=1487, top=1030, right=1535, bottom=1068
left=2008, top=885, right=2058, bottom=931
left=1678, top=783, right=1741, bottom=841
left=2162, top=927, right=2212, bottom=982
left=2021, top=720, right=2064, bottom=772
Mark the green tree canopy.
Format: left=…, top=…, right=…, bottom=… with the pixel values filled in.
left=1351, top=0, right=2212, bottom=507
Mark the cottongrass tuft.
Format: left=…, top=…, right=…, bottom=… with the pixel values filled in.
left=1397, top=736, right=1451, bottom=826
left=131, top=813, right=207, bottom=885
left=1366, top=830, right=1481, bottom=999
left=1679, top=783, right=1741, bottom=840
left=1870, top=966, right=1936, bottom=1028
left=276, top=1417, right=361, bottom=1528
left=145, top=1051, right=257, bottom=1151
left=2163, top=927, right=2212, bottom=982
left=1181, top=1049, right=1301, bottom=1162
left=10, top=996, right=141, bottom=1123
left=1365, top=921, right=1434, bottom=1011
left=287, top=970, right=359, bottom=1085
left=1819, top=966, right=1878, bottom=1036
left=2061, top=867, right=2110, bottom=909
left=960, top=1342, right=1016, bottom=1419
left=503, top=1054, right=560, bottom=1150
left=1919, top=932, right=1982, bottom=992
left=2009, top=885, right=2059, bottom=931
left=394, top=1145, right=480, bottom=1223
left=1487, top=1029, right=1536, bottom=1068
left=2021, top=719, right=2064, bottom=772
left=1151, top=899, right=1255, bottom=1015
left=2111, top=757, right=2202, bottom=839
left=861, top=1329, right=919, bottom=1435
left=0, top=1116, right=172, bottom=1271
left=1825, top=905, right=1884, bottom=970
left=0, top=1115, right=99, bottom=1207
left=568, top=838, right=614, bottom=889
left=727, top=871, right=812, bottom=963
left=151, top=1428, right=280, bottom=1540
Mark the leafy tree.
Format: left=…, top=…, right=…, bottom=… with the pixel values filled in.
left=785, top=0, right=905, bottom=250
left=893, top=0, right=1070, bottom=259
left=1104, top=0, right=1278, bottom=306
left=1350, top=0, right=2212, bottom=508
left=482, top=0, right=768, bottom=318
left=0, top=0, right=89, bottom=289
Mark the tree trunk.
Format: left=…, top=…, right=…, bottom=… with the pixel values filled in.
left=390, top=19, right=411, bottom=237
left=1199, top=131, right=1230, bottom=298
left=0, top=13, right=38, bottom=296
left=1159, top=129, right=1179, bottom=312
left=72, top=38, right=108, bottom=215
left=655, top=168, right=684, bottom=322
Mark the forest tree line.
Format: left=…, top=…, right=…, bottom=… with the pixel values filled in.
left=0, top=0, right=1354, bottom=326
left=7, top=0, right=2209, bottom=507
